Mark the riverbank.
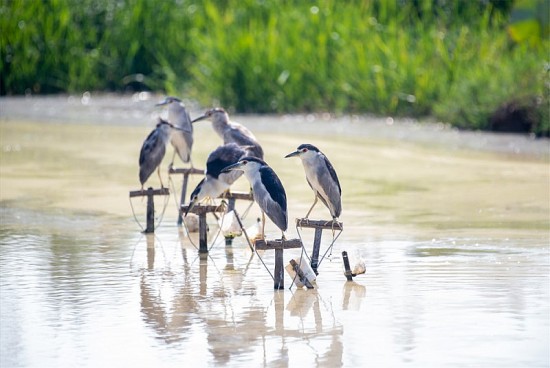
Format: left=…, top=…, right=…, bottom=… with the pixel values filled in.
left=1, top=94, right=548, bottom=159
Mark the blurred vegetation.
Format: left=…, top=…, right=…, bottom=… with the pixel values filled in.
left=1, top=0, right=548, bottom=135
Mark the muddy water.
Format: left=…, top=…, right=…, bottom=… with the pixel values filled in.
left=0, top=95, right=549, bottom=367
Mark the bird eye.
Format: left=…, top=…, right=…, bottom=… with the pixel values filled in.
left=301, top=148, right=308, bottom=152
left=241, top=160, right=248, bottom=165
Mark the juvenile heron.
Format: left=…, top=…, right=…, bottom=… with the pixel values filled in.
left=192, top=108, right=264, bottom=159
left=185, top=143, right=247, bottom=215
left=221, top=157, right=287, bottom=239
left=285, top=144, right=342, bottom=221
left=139, top=118, right=183, bottom=190
left=156, top=97, right=193, bottom=167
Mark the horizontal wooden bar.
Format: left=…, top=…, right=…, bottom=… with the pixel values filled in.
left=181, top=204, right=225, bottom=215
left=219, top=191, right=254, bottom=201
left=169, top=167, right=204, bottom=175
left=254, top=238, right=303, bottom=250
left=129, top=187, right=170, bottom=198
left=295, top=218, right=343, bottom=230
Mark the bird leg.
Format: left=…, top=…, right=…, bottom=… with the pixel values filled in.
left=323, top=216, right=341, bottom=239
left=260, top=211, right=266, bottom=240
left=304, top=195, right=319, bottom=220
left=157, top=166, right=164, bottom=188
left=169, top=150, right=177, bottom=170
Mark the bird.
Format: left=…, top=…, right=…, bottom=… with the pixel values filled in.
left=285, top=144, right=342, bottom=222
left=185, top=143, right=248, bottom=215
left=156, top=97, right=193, bottom=167
left=192, top=108, right=264, bottom=159
left=221, top=156, right=287, bottom=240
left=139, top=118, right=183, bottom=190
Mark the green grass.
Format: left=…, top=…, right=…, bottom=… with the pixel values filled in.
left=1, top=0, right=548, bottom=135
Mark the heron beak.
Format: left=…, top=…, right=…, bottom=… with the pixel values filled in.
left=284, top=150, right=300, bottom=158
left=191, top=114, right=208, bottom=123
left=155, top=99, right=168, bottom=106
left=221, top=162, right=243, bottom=173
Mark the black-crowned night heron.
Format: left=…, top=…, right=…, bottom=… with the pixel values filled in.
left=139, top=118, right=184, bottom=189
left=185, top=143, right=247, bottom=215
left=221, top=156, right=287, bottom=239
left=285, top=144, right=342, bottom=221
left=156, top=97, right=193, bottom=167
left=192, top=108, right=264, bottom=159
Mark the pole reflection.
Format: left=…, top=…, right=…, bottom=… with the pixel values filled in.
left=137, top=232, right=344, bottom=365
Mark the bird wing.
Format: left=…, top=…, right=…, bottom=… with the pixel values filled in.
left=323, top=155, right=342, bottom=195
left=256, top=166, right=288, bottom=231
left=224, top=125, right=264, bottom=159
left=317, top=155, right=342, bottom=217
left=139, top=128, right=167, bottom=184
left=170, top=131, right=193, bottom=162
left=170, top=108, right=193, bottom=162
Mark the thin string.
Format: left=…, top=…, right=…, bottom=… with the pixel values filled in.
left=233, top=209, right=274, bottom=281
left=154, top=190, right=171, bottom=229
left=129, top=196, right=145, bottom=232
left=295, top=220, right=344, bottom=269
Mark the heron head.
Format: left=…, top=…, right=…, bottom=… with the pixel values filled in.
left=285, top=143, right=320, bottom=158
left=221, top=156, right=265, bottom=174
left=192, top=107, right=227, bottom=123
left=156, top=96, right=182, bottom=106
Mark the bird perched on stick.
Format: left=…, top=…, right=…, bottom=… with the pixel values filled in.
left=192, top=108, right=264, bottom=159
left=221, top=157, right=287, bottom=240
left=156, top=97, right=193, bottom=167
left=139, top=118, right=183, bottom=190
left=285, top=144, right=342, bottom=221
left=185, top=143, right=247, bottom=215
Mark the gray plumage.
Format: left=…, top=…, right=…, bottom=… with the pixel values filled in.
left=139, top=119, right=180, bottom=188
left=186, top=143, right=247, bottom=213
left=285, top=144, right=342, bottom=220
left=192, top=108, right=264, bottom=159
left=156, top=97, right=193, bottom=165
left=221, top=156, right=287, bottom=236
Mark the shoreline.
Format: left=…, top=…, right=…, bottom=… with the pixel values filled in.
left=1, top=93, right=548, bottom=159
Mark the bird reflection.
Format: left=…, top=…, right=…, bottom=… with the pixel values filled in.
left=136, top=235, right=343, bottom=366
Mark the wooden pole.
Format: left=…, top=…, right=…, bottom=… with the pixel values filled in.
left=289, top=259, right=314, bottom=289
left=177, top=172, right=189, bottom=226
left=255, top=238, right=302, bottom=290
left=145, top=188, right=155, bottom=233
left=225, top=197, right=236, bottom=246
left=295, top=218, right=343, bottom=275
left=181, top=204, right=224, bottom=254
left=342, top=251, right=354, bottom=281
left=274, top=248, right=285, bottom=290
left=198, top=212, right=208, bottom=253
left=168, top=167, right=204, bottom=226
left=129, top=187, right=170, bottom=233
left=311, top=227, right=323, bottom=275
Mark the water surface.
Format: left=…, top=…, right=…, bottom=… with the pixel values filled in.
left=1, top=95, right=549, bottom=367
